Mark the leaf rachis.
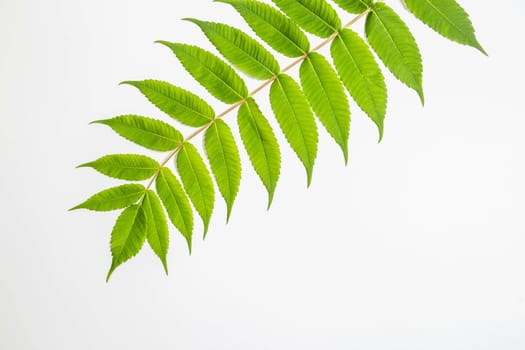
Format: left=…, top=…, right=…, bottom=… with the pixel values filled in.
left=142, top=8, right=372, bottom=194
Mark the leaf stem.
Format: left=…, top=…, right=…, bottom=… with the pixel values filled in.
left=144, top=8, right=372, bottom=191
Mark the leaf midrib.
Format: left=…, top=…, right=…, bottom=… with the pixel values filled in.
left=371, top=7, right=419, bottom=87
left=240, top=2, right=307, bottom=55
left=245, top=101, right=275, bottom=192
left=181, top=146, right=211, bottom=220
left=176, top=46, right=245, bottom=101
left=207, top=23, right=278, bottom=77
left=140, top=83, right=214, bottom=122
left=112, top=122, right=180, bottom=146
left=305, top=56, right=345, bottom=143
left=114, top=207, right=141, bottom=261
left=275, top=75, right=313, bottom=168
left=159, top=171, right=192, bottom=238
left=421, top=0, right=471, bottom=41
left=211, top=123, right=233, bottom=204
left=294, top=0, right=339, bottom=33
left=336, top=34, right=381, bottom=118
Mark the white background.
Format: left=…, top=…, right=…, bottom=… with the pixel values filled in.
left=1, top=0, right=524, bottom=349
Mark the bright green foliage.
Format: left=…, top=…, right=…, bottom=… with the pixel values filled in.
left=238, top=98, right=281, bottom=207
left=92, top=115, right=182, bottom=151
left=106, top=205, right=147, bottom=281
left=122, top=80, right=215, bottom=127
left=142, top=190, right=170, bottom=274
left=300, top=52, right=350, bottom=163
left=177, top=143, right=215, bottom=237
left=205, top=120, right=241, bottom=221
left=332, top=0, right=372, bottom=14
left=366, top=3, right=424, bottom=103
left=270, top=74, right=318, bottom=185
left=271, top=0, right=341, bottom=38
left=402, top=0, right=486, bottom=54
left=156, top=168, right=193, bottom=253
left=71, top=184, right=145, bottom=212
left=331, top=29, right=387, bottom=140
left=157, top=41, right=248, bottom=104
left=78, top=154, right=159, bottom=181
left=186, top=18, right=280, bottom=79
left=217, top=0, right=310, bottom=57
left=75, top=0, right=486, bottom=279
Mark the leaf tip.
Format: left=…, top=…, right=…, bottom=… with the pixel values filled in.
left=202, top=224, right=209, bottom=240
left=162, top=260, right=169, bottom=275
left=266, top=190, right=275, bottom=211
left=89, top=119, right=104, bottom=125
left=417, top=88, right=425, bottom=106
left=182, top=17, right=200, bottom=25
left=186, top=239, right=192, bottom=255
left=76, top=162, right=91, bottom=169
left=306, top=168, right=313, bottom=188
left=119, top=80, right=138, bottom=87
left=154, top=40, right=171, bottom=47
left=225, top=204, right=233, bottom=224
left=476, top=43, right=488, bottom=56
left=377, top=124, right=384, bottom=143
left=106, top=263, right=116, bottom=283
left=68, top=204, right=82, bottom=212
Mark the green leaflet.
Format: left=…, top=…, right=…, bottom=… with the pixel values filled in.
left=142, top=190, right=170, bottom=274
left=156, top=168, right=193, bottom=253
left=122, top=80, right=215, bottom=127
left=78, top=154, right=159, bottom=181
left=106, top=205, right=147, bottom=281
left=238, top=98, right=280, bottom=208
left=402, top=0, right=486, bottom=55
left=331, top=29, right=387, bottom=140
left=217, top=0, right=310, bottom=57
left=186, top=18, right=280, bottom=80
left=332, top=0, right=371, bottom=14
left=299, top=53, right=350, bottom=163
left=70, top=184, right=145, bottom=211
left=270, top=74, right=318, bottom=185
left=204, top=120, right=241, bottom=221
left=92, top=115, right=182, bottom=151
left=366, top=3, right=424, bottom=104
left=177, top=143, right=215, bottom=238
left=271, top=0, right=341, bottom=38
left=157, top=41, right=248, bottom=104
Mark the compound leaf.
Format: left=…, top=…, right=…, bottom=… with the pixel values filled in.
left=78, top=154, right=158, bottom=181
left=186, top=18, right=280, bottom=79
left=300, top=52, right=350, bottom=163
left=205, top=119, right=241, bottom=221
left=106, top=205, right=147, bottom=281
left=271, top=0, right=341, bottom=38
left=122, top=80, right=214, bottom=127
left=366, top=2, right=424, bottom=103
left=238, top=98, right=280, bottom=207
left=92, top=115, right=182, bottom=151
left=270, top=74, right=318, bottom=185
left=156, top=167, right=194, bottom=253
left=402, top=0, right=486, bottom=54
left=70, top=184, right=145, bottom=212
left=331, top=29, right=387, bottom=140
left=157, top=41, right=248, bottom=104
left=142, top=190, right=170, bottom=274
left=217, top=0, right=310, bottom=57
left=177, top=143, right=215, bottom=238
